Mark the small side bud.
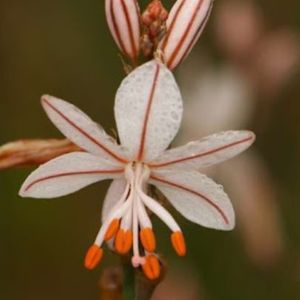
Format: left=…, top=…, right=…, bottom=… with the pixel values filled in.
left=141, top=0, right=168, bottom=28
left=105, top=0, right=141, bottom=60
left=159, top=0, right=213, bottom=70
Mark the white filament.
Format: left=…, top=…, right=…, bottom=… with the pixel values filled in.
left=95, top=162, right=180, bottom=267
left=95, top=199, right=131, bottom=246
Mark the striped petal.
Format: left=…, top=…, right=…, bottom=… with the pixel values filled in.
left=159, top=0, right=213, bottom=70
left=41, top=95, right=129, bottom=165
left=19, top=152, right=124, bottom=198
left=150, top=170, right=235, bottom=230
left=105, top=0, right=140, bottom=59
left=115, top=60, right=183, bottom=161
left=149, top=131, right=255, bottom=170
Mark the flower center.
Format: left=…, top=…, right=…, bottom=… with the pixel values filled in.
left=91, top=161, right=157, bottom=268
left=85, top=161, right=186, bottom=272
left=124, top=162, right=153, bottom=267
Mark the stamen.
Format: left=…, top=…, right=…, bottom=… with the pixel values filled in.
left=136, top=191, right=156, bottom=252
left=137, top=194, right=152, bottom=228
left=137, top=168, right=181, bottom=233
left=132, top=189, right=140, bottom=267
left=115, top=229, right=133, bottom=254
left=171, top=231, right=186, bottom=256
left=84, top=244, right=103, bottom=270
left=142, top=255, right=161, bottom=280
left=104, top=219, right=120, bottom=241
left=120, top=196, right=133, bottom=230
left=140, top=228, right=156, bottom=252
left=139, top=189, right=181, bottom=232
left=95, top=200, right=130, bottom=247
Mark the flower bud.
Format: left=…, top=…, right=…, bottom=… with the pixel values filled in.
left=105, top=0, right=141, bottom=60
left=159, top=0, right=213, bottom=70
left=141, top=0, right=169, bottom=57
left=142, top=0, right=168, bottom=28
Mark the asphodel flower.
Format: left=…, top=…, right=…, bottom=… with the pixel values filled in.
left=19, top=60, right=255, bottom=280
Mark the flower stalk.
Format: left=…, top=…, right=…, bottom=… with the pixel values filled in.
left=19, top=61, right=255, bottom=281
left=0, top=139, right=79, bottom=170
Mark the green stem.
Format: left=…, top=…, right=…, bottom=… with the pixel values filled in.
left=122, top=257, right=135, bottom=300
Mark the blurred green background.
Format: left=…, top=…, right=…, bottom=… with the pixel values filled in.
left=0, top=0, right=300, bottom=299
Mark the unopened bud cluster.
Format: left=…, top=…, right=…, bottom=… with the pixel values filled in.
left=141, top=0, right=169, bottom=57
left=105, top=0, right=213, bottom=69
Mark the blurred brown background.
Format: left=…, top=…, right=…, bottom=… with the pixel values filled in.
left=0, top=0, right=300, bottom=299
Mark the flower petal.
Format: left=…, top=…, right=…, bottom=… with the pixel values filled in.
left=19, top=152, right=124, bottom=198
left=115, top=60, right=183, bottom=161
left=102, top=178, right=127, bottom=222
left=149, top=130, right=255, bottom=170
left=150, top=170, right=235, bottom=230
left=41, top=95, right=129, bottom=164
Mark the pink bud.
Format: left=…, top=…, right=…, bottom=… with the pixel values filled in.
left=159, top=0, right=213, bottom=70
left=105, top=0, right=141, bottom=60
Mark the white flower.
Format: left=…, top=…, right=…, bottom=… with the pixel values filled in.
left=19, top=60, right=255, bottom=280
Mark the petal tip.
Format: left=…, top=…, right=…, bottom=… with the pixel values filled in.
left=221, top=211, right=235, bottom=231
left=18, top=182, right=35, bottom=199
left=224, top=220, right=235, bottom=231
left=242, top=130, right=256, bottom=140
left=248, top=131, right=256, bottom=143
left=235, top=130, right=256, bottom=147
left=18, top=187, right=26, bottom=198
left=41, top=94, right=51, bottom=104
left=18, top=180, right=30, bottom=198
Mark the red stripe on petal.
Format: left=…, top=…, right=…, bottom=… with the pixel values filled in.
left=43, top=98, right=128, bottom=164
left=121, top=0, right=138, bottom=58
left=110, top=0, right=129, bottom=57
left=161, top=0, right=186, bottom=51
left=151, top=175, right=230, bottom=225
left=177, top=2, right=213, bottom=67
left=24, top=169, right=123, bottom=192
left=149, top=136, right=254, bottom=168
left=137, top=63, right=161, bottom=161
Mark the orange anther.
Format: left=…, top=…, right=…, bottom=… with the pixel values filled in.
left=115, top=229, right=133, bottom=254
left=104, top=219, right=120, bottom=241
left=171, top=231, right=187, bottom=257
left=142, top=255, right=160, bottom=280
left=140, top=227, right=156, bottom=252
left=84, top=244, right=103, bottom=270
